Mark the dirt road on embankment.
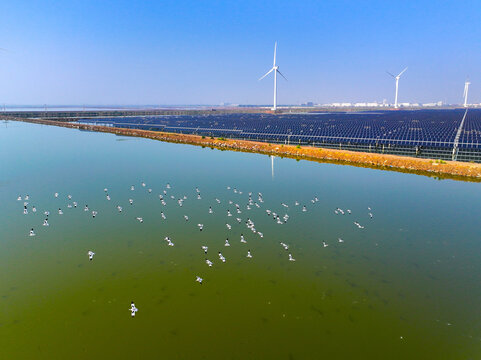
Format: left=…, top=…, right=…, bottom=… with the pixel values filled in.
left=9, top=118, right=481, bottom=182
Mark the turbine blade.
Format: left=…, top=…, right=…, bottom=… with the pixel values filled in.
left=277, top=69, right=288, bottom=81
left=258, top=68, right=274, bottom=81
left=397, top=67, right=408, bottom=77
left=386, top=71, right=395, bottom=78
left=273, top=42, right=277, bottom=66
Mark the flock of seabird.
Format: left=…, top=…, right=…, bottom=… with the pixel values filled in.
left=18, top=182, right=373, bottom=318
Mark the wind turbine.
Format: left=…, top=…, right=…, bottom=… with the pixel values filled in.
left=387, top=67, right=408, bottom=108
left=259, top=42, right=287, bottom=111
left=463, top=79, right=471, bottom=107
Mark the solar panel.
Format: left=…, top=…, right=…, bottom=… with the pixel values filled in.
left=77, top=109, right=481, bottom=162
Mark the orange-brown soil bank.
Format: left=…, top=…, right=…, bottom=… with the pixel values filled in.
left=11, top=118, right=481, bottom=181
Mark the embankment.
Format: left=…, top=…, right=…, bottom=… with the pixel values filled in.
left=9, top=118, right=481, bottom=181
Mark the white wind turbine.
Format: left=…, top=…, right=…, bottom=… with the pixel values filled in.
left=463, top=79, right=471, bottom=107
left=387, top=67, right=408, bottom=108
left=259, top=42, right=287, bottom=111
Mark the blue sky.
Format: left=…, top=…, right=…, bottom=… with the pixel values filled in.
left=0, top=0, right=480, bottom=105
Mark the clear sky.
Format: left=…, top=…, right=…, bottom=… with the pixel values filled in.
left=0, top=0, right=480, bottom=105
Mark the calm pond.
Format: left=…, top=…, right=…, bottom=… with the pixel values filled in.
left=1, top=121, right=480, bottom=359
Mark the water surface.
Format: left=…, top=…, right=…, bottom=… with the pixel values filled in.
left=1, top=121, right=480, bottom=359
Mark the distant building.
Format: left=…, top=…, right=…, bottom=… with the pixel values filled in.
left=300, top=101, right=314, bottom=107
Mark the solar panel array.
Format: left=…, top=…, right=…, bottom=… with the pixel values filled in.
left=79, top=109, right=481, bottom=151
left=459, top=111, right=481, bottom=149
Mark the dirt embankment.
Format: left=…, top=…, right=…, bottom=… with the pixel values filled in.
left=9, top=118, right=481, bottom=181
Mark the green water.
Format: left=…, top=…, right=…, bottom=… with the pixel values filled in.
left=1, top=121, right=480, bottom=359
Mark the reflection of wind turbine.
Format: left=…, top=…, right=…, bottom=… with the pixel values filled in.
left=270, top=155, right=275, bottom=178
left=463, top=79, right=471, bottom=107
left=387, top=67, right=407, bottom=108
left=259, top=42, right=287, bottom=111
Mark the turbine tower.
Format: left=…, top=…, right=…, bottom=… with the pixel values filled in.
left=259, top=42, right=287, bottom=111
left=463, top=79, right=471, bottom=107
left=387, top=67, right=408, bottom=109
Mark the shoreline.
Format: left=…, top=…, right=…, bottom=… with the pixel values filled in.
left=8, top=117, right=481, bottom=182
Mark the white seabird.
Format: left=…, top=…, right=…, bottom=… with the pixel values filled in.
left=88, top=250, right=95, bottom=260
left=196, top=276, right=203, bottom=284
left=129, top=302, right=138, bottom=317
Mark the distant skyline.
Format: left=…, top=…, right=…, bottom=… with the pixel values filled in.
left=0, top=0, right=480, bottom=105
